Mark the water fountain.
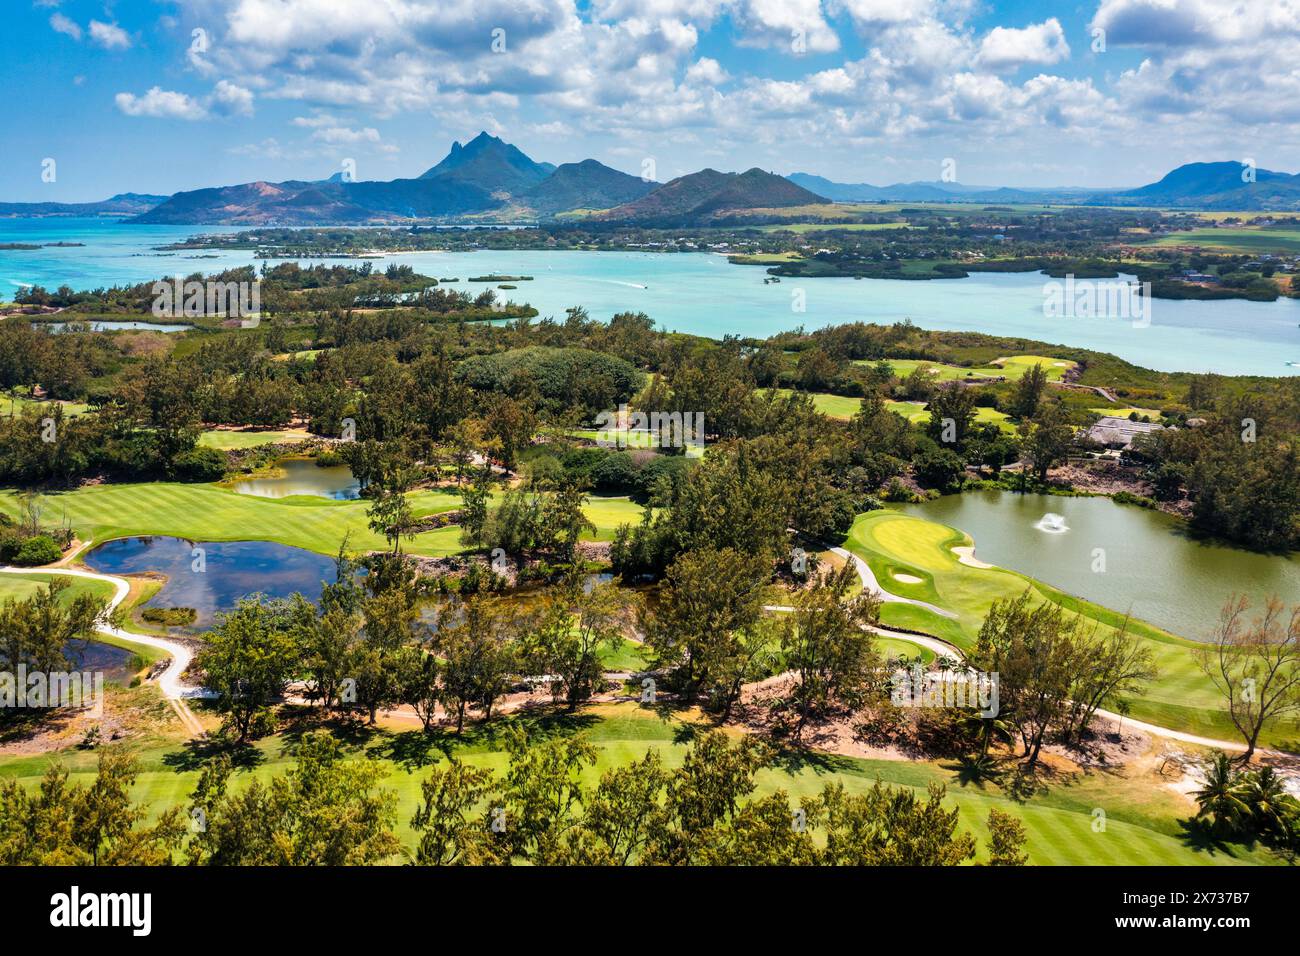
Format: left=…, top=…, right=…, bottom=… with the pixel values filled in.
left=1034, top=512, right=1069, bottom=534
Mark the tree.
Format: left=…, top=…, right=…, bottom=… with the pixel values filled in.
left=411, top=758, right=505, bottom=865
left=1059, top=619, right=1157, bottom=743
left=497, top=729, right=596, bottom=863
left=1192, top=751, right=1250, bottom=834
left=435, top=597, right=520, bottom=731
left=817, top=780, right=976, bottom=866
left=197, top=598, right=300, bottom=742
left=0, top=749, right=185, bottom=865
left=0, top=578, right=108, bottom=683
left=188, top=734, right=401, bottom=865
left=926, top=382, right=977, bottom=449
left=1018, top=400, right=1075, bottom=485
left=1010, top=362, right=1049, bottom=419
left=781, top=564, right=882, bottom=737
left=1197, top=596, right=1300, bottom=762
left=525, top=572, right=635, bottom=710
left=642, top=547, right=769, bottom=706
left=984, top=807, right=1029, bottom=865
left=972, top=592, right=1083, bottom=768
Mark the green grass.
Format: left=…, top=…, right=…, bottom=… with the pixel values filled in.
left=1090, top=406, right=1164, bottom=420
left=0, top=701, right=1272, bottom=865
left=1, top=395, right=91, bottom=418
left=841, top=510, right=1299, bottom=749
left=198, top=429, right=311, bottom=450
left=885, top=399, right=1016, bottom=433
left=856, top=358, right=1001, bottom=382
left=0, top=571, right=115, bottom=604
left=0, top=484, right=642, bottom=559
left=989, top=355, right=1076, bottom=381
left=1136, top=226, right=1300, bottom=255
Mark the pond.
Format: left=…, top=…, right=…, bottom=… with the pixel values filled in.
left=64, top=639, right=139, bottom=685
left=893, top=490, right=1300, bottom=642
left=83, top=536, right=341, bottom=631
left=44, top=320, right=192, bottom=333
left=231, top=458, right=360, bottom=500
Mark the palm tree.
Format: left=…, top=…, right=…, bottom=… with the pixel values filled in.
left=1240, top=767, right=1300, bottom=839
left=1192, top=751, right=1250, bottom=835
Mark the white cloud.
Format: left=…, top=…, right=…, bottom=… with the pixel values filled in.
left=49, top=13, right=81, bottom=40
left=685, top=57, right=728, bottom=84
left=212, top=79, right=255, bottom=115
left=976, top=19, right=1070, bottom=71
left=115, top=87, right=208, bottom=120
left=88, top=20, right=131, bottom=50
left=311, top=125, right=382, bottom=144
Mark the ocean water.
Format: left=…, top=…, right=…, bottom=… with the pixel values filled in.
left=3, top=218, right=1298, bottom=376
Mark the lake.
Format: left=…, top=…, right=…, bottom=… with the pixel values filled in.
left=232, top=458, right=360, bottom=500
left=2, top=218, right=1297, bottom=376
left=895, top=490, right=1300, bottom=641
left=83, top=536, right=340, bottom=630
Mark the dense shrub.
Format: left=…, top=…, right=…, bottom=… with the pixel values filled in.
left=457, top=346, right=642, bottom=415
left=171, top=446, right=228, bottom=482
left=13, top=534, right=62, bottom=566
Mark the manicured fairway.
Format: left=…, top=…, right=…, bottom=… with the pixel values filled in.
left=0, top=571, right=115, bottom=604
left=198, top=429, right=312, bottom=450
left=856, top=358, right=1001, bottom=382
left=990, top=355, right=1076, bottom=381
left=885, top=399, right=1015, bottom=433
left=0, top=484, right=643, bottom=559
left=841, top=509, right=1299, bottom=748
left=0, top=702, right=1271, bottom=866
left=773, top=389, right=1014, bottom=432
left=1090, top=406, right=1164, bottom=420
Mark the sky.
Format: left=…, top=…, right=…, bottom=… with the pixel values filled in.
left=3, top=0, right=1298, bottom=202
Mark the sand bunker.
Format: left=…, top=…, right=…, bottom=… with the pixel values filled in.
left=892, top=573, right=923, bottom=584
left=951, top=545, right=993, bottom=569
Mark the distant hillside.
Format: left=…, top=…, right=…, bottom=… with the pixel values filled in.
left=604, top=168, right=826, bottom=223
left=419, top=131, right=555, bottom=196
left=0, top=193, right=166, bottom=218
left=1111, top=161, right=1300, bottom=209
left=789, top=163, right=1300, bottom=210
left=521, top=159, right=655, bottom=215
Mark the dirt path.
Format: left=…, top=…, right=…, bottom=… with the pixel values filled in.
left=0, top=559, right=210, bottom=736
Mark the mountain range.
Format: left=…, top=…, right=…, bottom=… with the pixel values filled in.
left=3, top=135, right=1298, bottom=225
left=787, top=162, right=1300, bottom=210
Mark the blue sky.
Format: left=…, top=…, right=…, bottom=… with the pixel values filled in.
left=4, top=0, right=1297, bottom=201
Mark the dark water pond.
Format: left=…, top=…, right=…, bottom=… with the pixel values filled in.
left=63, top=640, right=138, bottom=685
left=231, top=458, right=360, bottom=499
left=84, top=536, right=340, bottom=631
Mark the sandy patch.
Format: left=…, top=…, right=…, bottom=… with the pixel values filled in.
left=951, top=545, right=993, bottom=569
left=892, top=572, right=923, bottom=584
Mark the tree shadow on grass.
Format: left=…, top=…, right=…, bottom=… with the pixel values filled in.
left=375, top=710, right=601, bottom=771
left=1176, top=817, right=1263, bottom=860
left=161, top=734, right=266, bottom=773
left=941, top=754, right=1007, bottom=789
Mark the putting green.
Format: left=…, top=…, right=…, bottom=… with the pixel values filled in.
left=842, top=509, right=1298, bottom=749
